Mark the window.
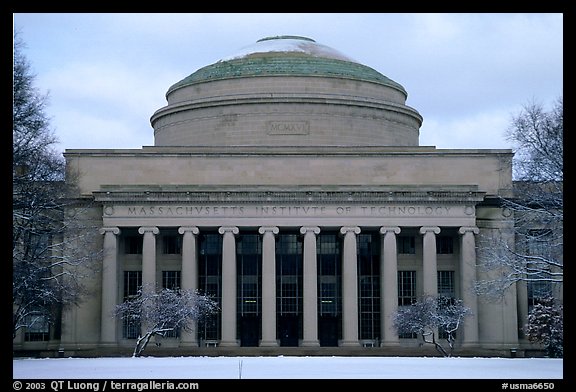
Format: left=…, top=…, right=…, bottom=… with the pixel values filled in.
left=124, top=271, right=142, bottom=299
left=526, top=230, right=554, bottom=311
left=275, top=231, right=312, bottom=345
left=527, top=229, right=553, bottom=258
left=123, top=271, right=142, bottom=339
left=198, top=233, right=222, bottom=341
left=528, top=281, right=553, bottom=311
left=317, top=233, right=342, bottom=317
left=162, top=271, right=181, bottom=290
left=398, top=236, right=416, bottom=254
left=437, top=271, right=456, bottom=339
left=163, top=235, right=181, bottom=254
left=358, top=233, right=380, bottom=340
left=124, top=235, right=143, bottom=254
left=398, top=270, right=417, bottom=338
left=436, top=236, right=454, bottom=254
left=162, top=271, right=181, bottom=337
left=24, top=311, right=49, bottom=342
left=398, top=271, right=416, bottom=306
left=237, top=234, right=261, bottom=316
left=437, top=271, right=455, bottom=299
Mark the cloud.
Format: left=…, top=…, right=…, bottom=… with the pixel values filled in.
left=53, top=110, right=154, bottom=153
left=419, top=108, right=515, bottom=149
left=14, top=13, right=562, bottom=153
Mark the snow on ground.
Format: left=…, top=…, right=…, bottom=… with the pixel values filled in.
left=13, top=356, right=563, bottom=380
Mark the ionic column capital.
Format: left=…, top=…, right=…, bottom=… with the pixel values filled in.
left=459, top=226, right=480, bottom=235
left=379, top=226, right=401, bottom=235
left=178, top=226, right=199, bottom=235
left=218, top=226, right=239, bottom=235
left=340, top=226, right=361, bottom=235
left=258, top=226, right=279, bottom=235
left=100, top=227, right=120, bottom=236
left=300, top=226, right=320, bottom=235
left=138, top=226, right=159, bottom=235
left=419, top=226, right=441, bottom=235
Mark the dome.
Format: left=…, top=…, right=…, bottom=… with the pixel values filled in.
left=151, top=36, right=423, bottom=147
left=166, top=36, right=407, bottom=95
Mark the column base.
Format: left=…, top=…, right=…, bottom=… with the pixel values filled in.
left=300, top=340, right=320, bottom=347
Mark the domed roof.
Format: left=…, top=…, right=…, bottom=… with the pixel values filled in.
left=167, top=36, right=406, bottom=95
left=152, top=35, right=422, bottom=148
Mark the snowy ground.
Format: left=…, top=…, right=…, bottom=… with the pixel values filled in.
left=13, top=356, right=563, bottom=380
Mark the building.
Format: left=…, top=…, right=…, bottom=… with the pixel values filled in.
left=14, top=35, right=534, bottom=357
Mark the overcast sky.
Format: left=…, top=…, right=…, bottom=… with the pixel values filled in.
left=13, top=13, right=563, bottom=154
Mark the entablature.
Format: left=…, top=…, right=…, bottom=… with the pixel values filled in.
left=93, top=184, right=486, bottom=205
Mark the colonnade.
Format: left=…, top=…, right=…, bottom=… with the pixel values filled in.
left=99, top=224, right=479, bottom=348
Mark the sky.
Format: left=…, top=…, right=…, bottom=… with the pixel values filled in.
left=12, top=13, right=563, bottom=155
left=13, top=355, right=564, bottom=380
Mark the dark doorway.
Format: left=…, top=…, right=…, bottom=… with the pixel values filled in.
left=279, top=315, right=299, bottom=346
left=319, top=315, right=339, bottom=347
left=240, top=315, right=259, bottom=347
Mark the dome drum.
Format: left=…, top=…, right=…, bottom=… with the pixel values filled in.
left=152, top=99, right=421, bottom=147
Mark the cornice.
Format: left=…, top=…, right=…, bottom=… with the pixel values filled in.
left=93, top=185, right=486, bottom=205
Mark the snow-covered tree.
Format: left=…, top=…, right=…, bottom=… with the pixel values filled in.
left=114, top=286, right=219, bottom=357
left=393, top=295, right=471, bottom=357
left=475, top=97, right=563, bottom=299
left=13, top=30, right=101, bottom=340
left=524, top=297, right=563, bottom=358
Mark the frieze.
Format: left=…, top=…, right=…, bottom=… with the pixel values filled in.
left=104, top=204, right=470, bottom=218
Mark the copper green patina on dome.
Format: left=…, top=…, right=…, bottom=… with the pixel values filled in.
left=167, top=36, right=406, bottom=95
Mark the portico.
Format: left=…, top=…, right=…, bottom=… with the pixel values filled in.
left=95, top=186, right=485, bottom=348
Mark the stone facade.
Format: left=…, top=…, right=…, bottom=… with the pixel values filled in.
left=13, top=36, right=535, bottom=357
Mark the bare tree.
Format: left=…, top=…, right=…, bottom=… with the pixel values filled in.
left=13, top=30, right=101, bottom=340
left=392, top=295, right=471, bottom=357
left=475, top=97, right=563, bottom=298
left=114, top=286, right=219, bottom=357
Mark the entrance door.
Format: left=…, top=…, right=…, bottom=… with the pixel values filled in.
left=319, top=315, right=339, bottom=346
left=279, top=315, right=299, bottom=346
left=240, top=315, right=259, bottom=347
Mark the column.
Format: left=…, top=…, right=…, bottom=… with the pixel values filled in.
left=218, top=226, right=239, bottom=346
left=300, top=226, right=320, bottom=346
left=138, top=226, right=159, bottom=338
left=138, top=227, right=159, bottom=294
left=380, top=226, right=401, bottom=347
left=340, top=226, right=361, bottom=347
left=459, top=226, right=480, bottom=346
left=99, top=227, right=120, bottom=345
left=259, top=226, right=279, bottom=346
left=420, top=226, right=441, bottom=296
left=178, top=226, right=199, bottom=347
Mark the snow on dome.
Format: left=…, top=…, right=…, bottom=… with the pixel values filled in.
left=219, top=35, right=358, bottom=63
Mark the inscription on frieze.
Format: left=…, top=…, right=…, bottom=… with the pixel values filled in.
left=106, top=204, right=466, bottom=218
left=266, top=121, right=310, bottom=135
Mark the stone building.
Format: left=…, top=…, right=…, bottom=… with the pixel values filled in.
left=14, top=35, right=532, bottom=357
